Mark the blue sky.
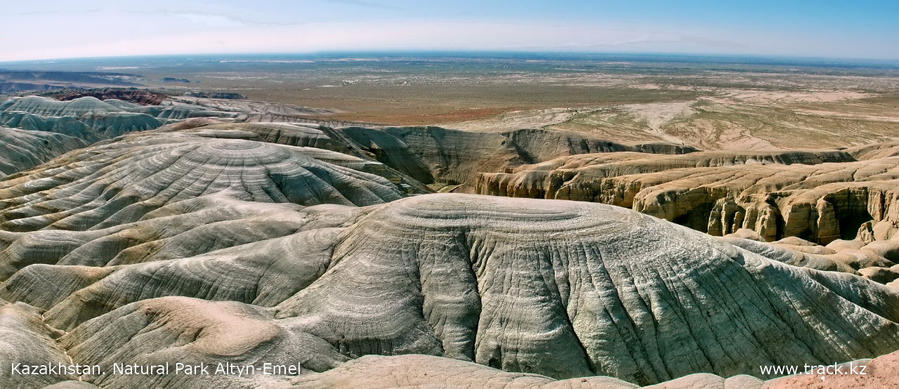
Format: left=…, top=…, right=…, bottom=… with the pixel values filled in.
left=2, top=0, right=897, bottom=61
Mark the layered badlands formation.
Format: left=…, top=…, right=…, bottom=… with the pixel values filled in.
left=0, top=96, right=238, bottom=141
left=476, top=148, right=899, bottom=286
left=0, top=127, right=85, bottom=178
left=0, top=110, right=897, bottom=388
left=1, top=179, right=897, bottom=387
left=475, top=149, right=899, bottom=244
left=46, top=89, right=166, bottom=106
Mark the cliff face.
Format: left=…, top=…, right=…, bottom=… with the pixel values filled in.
left=476, top=149, right=899, bottom=246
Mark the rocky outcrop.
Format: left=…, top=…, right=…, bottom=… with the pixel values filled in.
left=847, top=140, right=899, bottom=160
left=2, top=95, right=147, bottom=117
left=0, top=96, right=239, bottom=141
left=45, top=88, right=166, bottom=105
left=476, top=149, right=899, bottom=245
left=168, top=96, right=334, bottom=123
left=0, top=127, right=85, bottom=178
left=0, top=129, right=404, bottom=233
left=337, top=126, right=695, bottom=190
left=721, top=235, right=899, bottom=284
left=272, top=194, right=899, bottom=384
left=165, top=121, right=345, bottom=150
left=2, top=191, right=898, bottom=387
left=152, top=121, right=698, bottom=193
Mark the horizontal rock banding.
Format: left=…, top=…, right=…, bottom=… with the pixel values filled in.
left=476, top=149, right=899, bottom=245
left=1, top=121, right=898, bottom=388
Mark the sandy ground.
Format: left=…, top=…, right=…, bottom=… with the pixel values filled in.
left=430, top=87, right=898, bottom=150
left=621, top=101, right=695, bottom=144
left=437, top=107, right=587, bottom=132
left=710, top=90, right=872, bottom=104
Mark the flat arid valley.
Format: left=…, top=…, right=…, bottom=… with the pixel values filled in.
left=1, top=2, right=899, bottom=389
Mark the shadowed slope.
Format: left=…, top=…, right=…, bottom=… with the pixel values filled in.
left=336, top=126, right=696, bottom=191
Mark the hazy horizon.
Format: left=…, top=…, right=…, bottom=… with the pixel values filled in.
left=3, top=51, right=898, bottom=70
left=2, top=0, right=897, bottom=62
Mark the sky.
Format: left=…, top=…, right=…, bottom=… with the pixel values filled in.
left=2, top=0, right=897, bottom=62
